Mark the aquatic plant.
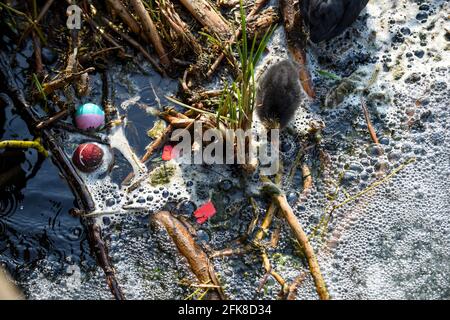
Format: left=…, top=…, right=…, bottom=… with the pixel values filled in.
left=149, top=163, right=176, bottom=186
left=216, top=0, right=274, bottom=131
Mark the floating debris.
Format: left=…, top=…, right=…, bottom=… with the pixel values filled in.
left=194, top=201, right=217, bottom=224
left=147, top=120, right=167, bottom=139
left=72, top=143, right=104, bottom=173
left=161, top=145, right=175, bottom=161
left=74, top=103, right=105, bottom=130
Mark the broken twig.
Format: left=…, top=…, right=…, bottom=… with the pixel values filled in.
left=360, top=96, right=380, bottom=144
left=262, top=183, right=330, bottom=300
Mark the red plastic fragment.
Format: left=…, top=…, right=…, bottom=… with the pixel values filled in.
left=162, top=145, right=174, bottom=161
left=194, top=201, right=216, bottom=224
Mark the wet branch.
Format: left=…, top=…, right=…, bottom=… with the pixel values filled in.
left=179, top=0, right=231, bottom=37
left=262, top=183, right=330, bottom=300
left=152, top=211, right=225, bottom=300
left=130, top=0, right=171, bottom=67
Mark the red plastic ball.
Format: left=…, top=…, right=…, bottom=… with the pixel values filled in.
left=72, top=143, right=104, bottom=173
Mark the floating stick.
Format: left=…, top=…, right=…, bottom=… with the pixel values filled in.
left=262, top=183, right=330, bottom=300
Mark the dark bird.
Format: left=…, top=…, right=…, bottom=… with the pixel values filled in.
left=256, top=60, right=302, bottom=128
left=301, top=0, right=369, bottom=43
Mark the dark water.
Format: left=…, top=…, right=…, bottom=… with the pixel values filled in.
left=0, top=39, right=178, bottom=297
left=0, top=94, right=91, bottom=282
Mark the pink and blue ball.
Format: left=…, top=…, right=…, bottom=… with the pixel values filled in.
left=75, top=103, right=105, bottom=130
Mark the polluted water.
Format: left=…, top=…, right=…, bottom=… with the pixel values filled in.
left=1, top=0, right=448, bottom=300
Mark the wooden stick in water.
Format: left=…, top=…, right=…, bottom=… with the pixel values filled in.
left=39, top=67, right=95, bottom=96
left=130, top=0, right=170, bottom=67
left=152, top=211, right=225, bottom=300
left=262, top=183, right=330, bottom=300
left=273, top=193, right=330, bottom=300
